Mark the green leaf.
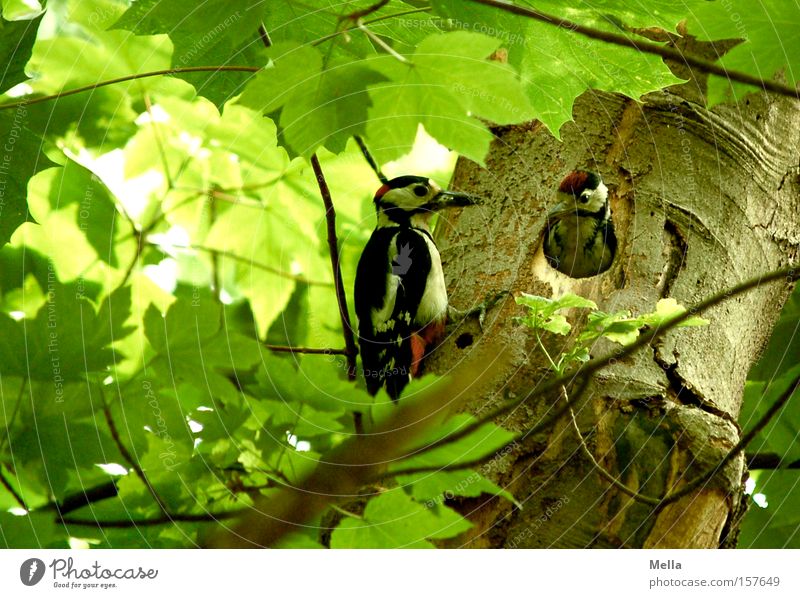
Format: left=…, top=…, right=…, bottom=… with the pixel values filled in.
left=397, top=469, right=519, bottom=507
left=26, top=160, right=130, bottom=267
left=262, top=0, right=427, bottom=60
left=0, top=110, right=56, bottom=245
left=0, top=283, right=133, bottom=381
left=330, top=489, right=472, bottom=548
left=740, top=471, right=800, bottom=548
left=389, top=413, right=517, bottom=472
left=367, top=31, right=535, bottom=164
left=238, top=43, right=385, bottom=157
left=0, top=8, right=42, bottom=93
left=739, top=365, right=800, bottom=465
left=687, top=0, right=800, bottom=105
left=749, top=284, right=800, bottom=382
left=431, top=0, right=684, bottom=135
left=642, top=297, right=710, bottom=328
left=113, top=0, right=266, bottom=108
left=515, top=292, right=596, bottom=335
left=281, top=61, right=385, bottom=156
left=0, top=511, right=69, bottom=548
left=581, top=310, right=641, bottom=345
left=236, top=43, right=323, bottom=115
left=144, top=295, right=263, bottom=402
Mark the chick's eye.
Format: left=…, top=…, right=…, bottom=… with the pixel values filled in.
left=413, top=185, right=428, bottom=197
left=579, top=192, right=590, bottom=203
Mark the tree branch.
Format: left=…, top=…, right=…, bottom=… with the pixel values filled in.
left=0, top=66, right=260, bottom=112
left=561, top=385, right=661, bottom=506
left=467, top=0, right=799, bottom=101
left=61, top=509, right=245, bottom=528
left=99, top=387, right=168, bottom=516
left=354, top=134, right=388, bottom=184
left=0, top=468, right=27, bottom=510
left=310, top=154, right=359, bottom=380
left=149, top=241, right=333, bottom=286
left=263, top=344, right=347, bottom=355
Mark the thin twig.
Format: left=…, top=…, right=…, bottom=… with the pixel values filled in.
left=207, top=187, right=222, bottom=304
left=561, top=385, right=661, bottom=506
left=310, top=154, right=359, bottom=380
left=0, top=468, right=27, bottom=510
left=258, top=23, right=272, bottom=48
left=313, top=5, right=432, bottom=46
left=468, top=0, right=799, bottom=100
left=747, top=453, right=800, bottom=470
left=330, top=504, right=363, bottom=519
left=264, top=345, right=348, bottom=355
left=357, top=19, right=412, bottom=64
left=53, top=481, right=119, bottom=516
left=61, top=509, right=245, bottom=528
left=340, top=0, right=390, bottom=23
left=0, top=66, right=260, bottom=111
left=148, top=241, right=332, bottom=286
left=354, top=134, right=388, bottom=184
left=99, top=386, right=168, bottom=515
left=0, top=378, right=26, bottom=454
left=141, top=91, right=174, bottom=189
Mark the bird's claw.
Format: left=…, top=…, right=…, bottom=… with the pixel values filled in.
left=448, top=290, right=510, bottom=332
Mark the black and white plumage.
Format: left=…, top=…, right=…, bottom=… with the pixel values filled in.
left=543, top=170, right=617, bottom=278
left=354, top=176, right=478, bottom=400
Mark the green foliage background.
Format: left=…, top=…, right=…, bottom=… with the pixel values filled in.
left=0, top=0, right=797, bottom=548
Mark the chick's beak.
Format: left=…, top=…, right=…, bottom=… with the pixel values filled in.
left=430, top=190, right=482, bottom=209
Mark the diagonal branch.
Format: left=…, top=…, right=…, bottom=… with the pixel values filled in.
left=0, top=468, right=27, bottom=510
left=61, top=509, right=245, bottom=528
left=467, top=0, right=799, bottom=101
left=354, top=134, right=388, bottom=184
left=99, top=387, right=168, bottom=516
left=310, top=154, right=359, bottom=380
left=0, top=66, right=260, bottom=112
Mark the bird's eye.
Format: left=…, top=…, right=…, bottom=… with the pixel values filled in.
left=579, top=192, right=591, bottom=203
left=413, top=185, right=428, bottom=197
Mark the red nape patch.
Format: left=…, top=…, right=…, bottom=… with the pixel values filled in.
left=558, top=170, right=589, bottom=195
left=374, top=183, right=390, bottom=200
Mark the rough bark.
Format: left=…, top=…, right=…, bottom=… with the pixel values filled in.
left=429, top=39, right=800, bottom=548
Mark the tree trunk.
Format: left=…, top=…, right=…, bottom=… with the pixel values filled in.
left=429, top=38, right=800, bottom=548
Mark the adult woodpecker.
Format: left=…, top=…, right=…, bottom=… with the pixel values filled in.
left=354, top=176, right=479, bottom=400
left=543, top=170, right=617, bottom=278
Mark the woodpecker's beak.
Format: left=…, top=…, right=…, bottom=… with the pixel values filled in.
left=547, top=201, right=574, bottom=221
left=429, top=190, right=481, bottom=209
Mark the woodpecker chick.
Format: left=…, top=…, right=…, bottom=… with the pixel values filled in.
left=544, top=170, right=616, bottom=278
left=354, top=176, right=479, bottom=400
